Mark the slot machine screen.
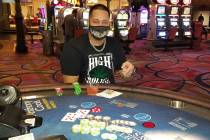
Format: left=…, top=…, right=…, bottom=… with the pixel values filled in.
left=170, top=0, right=179, bottom=5
left=158, top=22, right=165, bottom=26
left=184, top=31, right=191, bottom=36
left=64, top=9, right=73, bottom=17
left=83, top=12, right=89, bottom=19
left=183, top=7, right=190, bottom=15
left=141, top=9, right=148, bottom=24
left=157, top=6, right=166, bottom=15
left=171, top=7, right=178, bottom=15
left=118, top=21, right=127, bottom=27
left=183, top=21, right=190, bottom=26
left=171, top=22, right=178, bottom=26
left=159, top=31, right=166, bottom=36
left=117, top=14, right=123, bottom=20
left=183, top=0, right=191, bottom=5
left=122, top=14, right=128, bottom=20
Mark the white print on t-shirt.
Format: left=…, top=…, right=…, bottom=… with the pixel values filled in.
left=86, top=53, right=114, bottom=84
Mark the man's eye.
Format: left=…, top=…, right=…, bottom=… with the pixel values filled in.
left=102, top=21, right=109, bottom=24
left=93, top=20, right=99, bottom=24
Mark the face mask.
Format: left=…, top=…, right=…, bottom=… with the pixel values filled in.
left=89, top=26, right=110, bottom=40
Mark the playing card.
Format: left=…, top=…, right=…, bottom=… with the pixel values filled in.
left=61, top=112, right=77, bottom=122
left=76, top=109, right=90, bottom=118
left=96, top=89, right=123, bottom=99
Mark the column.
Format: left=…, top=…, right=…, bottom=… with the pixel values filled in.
left=15, top=0, right=28, bottom=53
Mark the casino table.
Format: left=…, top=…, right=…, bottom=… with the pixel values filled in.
left=19, top=84, right=210, bottom=140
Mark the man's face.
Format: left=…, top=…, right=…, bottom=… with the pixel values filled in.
left=89, top=9, right=110, bottom=27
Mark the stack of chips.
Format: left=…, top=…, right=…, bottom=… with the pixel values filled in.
left=55, top=88, right=63, bottom=96
left=111, top=119, right=136, bottom=127
left=106, top=124, right=133, bottom=134
left=73, top=82, right=82, bottom=95
left=71, top=119, right=105, bottom=136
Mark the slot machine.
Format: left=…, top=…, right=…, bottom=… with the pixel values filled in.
left=107, top=12, right=114, bottom=37
left=116, top=9, right=129, bottom=40
left=139, top=6, right=149, bottom=38
left=156, top=0, right=167, bottom=39
left=82, top=8, right=90, bottom=31
left=39, top=6, right=47, bottom=31
left=53, top=0, right=65, bottom=37
left=168, top=0, right=180, bottom=36
left=180, top=0, right=191, bottom=37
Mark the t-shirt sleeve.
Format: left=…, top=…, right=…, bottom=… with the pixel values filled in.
left=60, top=42, right=83, bottom=76
left=113, top=39, right=126, bottom=70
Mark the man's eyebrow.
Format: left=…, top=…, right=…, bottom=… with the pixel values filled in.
left=92, top=18, right=109, bottom=21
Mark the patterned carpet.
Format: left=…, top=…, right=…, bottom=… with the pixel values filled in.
left=0, top=38, right=209, bottom=95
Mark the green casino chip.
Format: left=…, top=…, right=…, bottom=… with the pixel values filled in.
left=80, top=119, right=89, bottom=126
left=90, top=127, right=100, bottom=136
left=98, top=121, right=106, bottom=130
left=81, top=125, right=91, bottom=134
left=73, top=82, right=82, bottom=95
left=90, top=120, right=98, bottom=128
left=72, top=124, right=81, bottom=133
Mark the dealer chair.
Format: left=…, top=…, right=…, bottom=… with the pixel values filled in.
left=192, top=21, right=202, bottom=48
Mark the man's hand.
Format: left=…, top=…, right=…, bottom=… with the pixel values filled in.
left=120, top=61, right=135, bottom=78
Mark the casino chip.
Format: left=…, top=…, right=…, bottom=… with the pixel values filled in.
left=72, top=124, right=81, bottom=133
left=81, top=125, right=91, bottom=134
left=90, top=127, right=100, bottom=136
left=101, top=133, right=117, bottom=140
left=142, top=122, right=156, bottom=128
left=91, top=106, right=102, bottom=113
left=86, top=114, right=94, bottom=120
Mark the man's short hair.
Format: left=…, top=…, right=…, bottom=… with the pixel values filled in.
left=89, top=4, right=110, bottom=18
left=72, top=9, right=77, bottom=15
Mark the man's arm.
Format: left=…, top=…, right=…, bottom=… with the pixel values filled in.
left=60, top=40, right=82, bottom=84
left=63, top=75, right=79, bottom=84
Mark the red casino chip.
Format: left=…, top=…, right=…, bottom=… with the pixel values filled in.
left=143, top=122, right=156, bottom=128
left=91, top=107, right=102, bottom=113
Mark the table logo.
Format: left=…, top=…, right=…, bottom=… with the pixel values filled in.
left=81, top=102, right=96, bottom=109
left=168, top=117, right=197, bottom=131
left=134, top=113, right=151, bottom=121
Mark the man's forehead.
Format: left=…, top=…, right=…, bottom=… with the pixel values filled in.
left=90, top=9, right=109, bottom=18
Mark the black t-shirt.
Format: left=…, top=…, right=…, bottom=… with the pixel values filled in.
left=60, top=34, right=126, bottom=84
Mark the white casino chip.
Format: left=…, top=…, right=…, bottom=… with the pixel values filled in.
left=103, top=116, right=111, bottom=121
left=95, top=116, right=102, bottom=120
left=86, top=114, right=94, bottom=120
left=109, top=133, right=117, bottom=140
left=129, top=121, right=137, bottom=126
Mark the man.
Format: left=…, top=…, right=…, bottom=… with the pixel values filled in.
left=63, top=9, right=78, bottom=42
left=198, top=14, right=204, bottom=23
left=198, top=14, right=207, bottom=40
left=60, top=4, right=135, bottom=84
